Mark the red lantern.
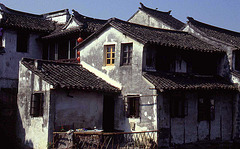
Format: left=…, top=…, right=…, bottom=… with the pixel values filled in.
left=77, top=57, right=80, bottom=62
left=77, top=37, right=83, bottom=43
left=77, top=51, right=80, bottom=56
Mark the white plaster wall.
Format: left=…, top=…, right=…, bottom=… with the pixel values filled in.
left=79, top=27, right=157, bottom=132
left=46, top=12, right=69, bottom=24
left=17, top=63, right=51, bottom=149
left=52, top=90, right=104, bottom=129
left=128, top=10, right=172, bottom=30
left=0, top=29, right=42, bottom=88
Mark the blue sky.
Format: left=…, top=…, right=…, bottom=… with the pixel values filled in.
left=1, top=0, right=240, bottom=32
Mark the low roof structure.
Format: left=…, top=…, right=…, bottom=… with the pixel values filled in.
left=144, top=72, right=238, bottom=92
left=187, top=17, right=240, bottom=48
left=76, top=18, right=225, bottom=53
left=0, top=3, right=55, bottom=32
left=21, top=58, right=120, bottom=93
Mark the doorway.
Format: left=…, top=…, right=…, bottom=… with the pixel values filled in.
left=103, top=95, right=115, bottom=132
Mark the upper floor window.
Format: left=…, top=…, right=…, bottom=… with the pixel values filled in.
left=17, top=32, right=29, bottom=52
left=146, top=48, right=156, bottom=70
left=104, top=45, right=115, bottom=66
left=121, top=43, right=132, bottom=65
left=30, top=92, right=44, bottom=117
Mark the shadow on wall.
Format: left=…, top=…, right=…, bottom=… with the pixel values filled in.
left=16, top=103, right=34, bottom=149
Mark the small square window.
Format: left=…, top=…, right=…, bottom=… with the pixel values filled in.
left=17, top=32, right=29, bottom=52
left=30, top=93, right=44, bottom=117
left=104, top=45, right=115, bottom=66
left=121, top=43, right=132, bottom=65
left=125, top=96, right=140, bottom=118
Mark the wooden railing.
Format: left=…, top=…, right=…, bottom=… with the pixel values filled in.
left=52, top=130, right=159, bottom=149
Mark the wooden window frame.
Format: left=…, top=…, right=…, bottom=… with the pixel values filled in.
left=104, top=45, right=115, bottom=66
left=17, top=31, right=29, bottom=53
left=30, top=92, right=44, bottom=117
left=125, top=95, right=140, bottom=118
left=121, top=43, right=133, bottom=66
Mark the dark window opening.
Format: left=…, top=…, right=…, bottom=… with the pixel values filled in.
left=17, top=32, right=29, bottom=52
left=125, top=96, right=140, bottom=118
left=191, top=53, right=218, bottom=75
left=121, top=43, right=132, bottom=65
left=146, top=49, right=156, bottom=70
left=30, top=93, right=44, bottom=117
left=235, top=50, right=240, bottom=71
left=70, top=39, right=76, bottom=58
left=170, top=95, right=187, bottom=118
left=42, top=43, right=48, bottom=60
left=49, top=43, right=55, bottom=60
left=155, top=50, right=175, bottom=72
left=198, top=96, right=215, bottom=121
left=58, top=40, right=68, bottom=59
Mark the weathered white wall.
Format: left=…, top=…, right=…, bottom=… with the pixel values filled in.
left=0, top=29, right=42, bottom=89
left=52, top=89, right=104, bottom=130
left=128, top=10, right=172, bottom=30
left=158, top=91, right=235, bottom=145
left=79, top=27, right=158, bottom=132
left=17, top=63, right=51, bottom=149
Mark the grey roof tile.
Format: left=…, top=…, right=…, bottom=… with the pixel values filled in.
left=21, top=58, right=120, bottom=93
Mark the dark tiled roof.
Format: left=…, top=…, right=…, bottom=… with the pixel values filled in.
left=143, top=72, right=237, bottom=92
left=73, top=10, right=107, bottom=33
left=231, top=70, right=240, bottom=79
left=42, top=10, right=107, bottom=39
left=0, top=4, right=55, bottom=32
left=138, top=3, right=185, bottom=30
left=21, top=58, right=120, bottom=93
left=76, top=18, right=224, bottom=53
left=187, top=17, right=240, bottom=48
left=42, top=25, right=80, bottom=39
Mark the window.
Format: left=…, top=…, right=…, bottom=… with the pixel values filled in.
left=58, top=40, right=68, bottom=59
left=30, top=93, right=44, bottom=117
left=17, top=32, right=29, bottom=52
left=70, top=39, right=77, bottom=59
left=146, top=48, right=156, bottom=70
left=121, top=43, right=132, bottom=65
left=104, top=45, right=115, bottom=66
left=198, top=96, right=215, bottom=121
left=170, top=95, right=187, bottom=118
left=125, top=96, right=140, bottom=118
left=49, top=43, right=55, bottom=60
